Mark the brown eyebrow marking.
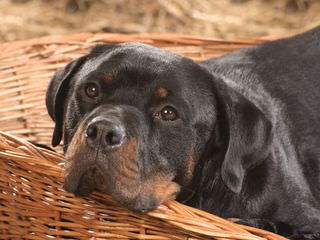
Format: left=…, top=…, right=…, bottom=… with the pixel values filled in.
left=155, top=87, right=169, bottom=98
left=104, top=72, right=113, bottom=83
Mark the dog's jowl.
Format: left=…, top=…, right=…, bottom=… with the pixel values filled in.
left=46, top=27, right=320, bottom=239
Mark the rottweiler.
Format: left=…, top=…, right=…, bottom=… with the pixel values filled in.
left=46, top=27, right=320, bottom=239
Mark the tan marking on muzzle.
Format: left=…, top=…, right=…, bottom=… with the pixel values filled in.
left=64, top=122, right=87, bottom=168
left=155, top=87, right=168, bottom=98
left=111, top=139, right=179, bottom=205
left=104, top=72, right=113, bottom=83
left=63, top=121, right=90, bottom=192
left=141, top=175, right=180, bottom=204
left=114, top=137, right=139, bottom=180
left=113, top=172, right=179, bottom=209
left=184, top=154, right=195, bottom=184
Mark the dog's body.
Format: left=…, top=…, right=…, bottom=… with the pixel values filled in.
left=195, top=28, right=320, bottom=236
left=46, top=27, right=320, bottom=239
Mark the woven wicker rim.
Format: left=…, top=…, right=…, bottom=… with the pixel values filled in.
left=0, top=131, right=288, bottom=240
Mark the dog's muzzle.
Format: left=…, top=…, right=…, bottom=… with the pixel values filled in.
left=63, top=106, right=180, bottom=213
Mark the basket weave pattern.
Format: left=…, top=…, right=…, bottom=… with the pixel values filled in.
left=0, top=33, right=287, bottom=239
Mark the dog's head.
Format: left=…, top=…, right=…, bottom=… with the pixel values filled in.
left=46, top=43, right=272, bottom=212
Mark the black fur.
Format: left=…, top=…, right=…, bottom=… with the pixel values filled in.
left=46, top=27, right=320, bottom=239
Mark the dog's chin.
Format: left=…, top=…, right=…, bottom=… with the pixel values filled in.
left=109, top=179, right=181, bottom=213
left=112, top=188, right=180, bottom=213
left=63, top=153, right=181, bottom=213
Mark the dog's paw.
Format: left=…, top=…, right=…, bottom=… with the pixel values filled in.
left=289, top=232, right=320, bottom=240
left=236, top=218, right=292, bottom=236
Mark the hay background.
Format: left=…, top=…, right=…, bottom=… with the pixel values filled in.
left=0, top=0, right=319, bottom=42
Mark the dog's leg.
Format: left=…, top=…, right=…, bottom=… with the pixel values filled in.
left=236, top=219, right=293, bottom=237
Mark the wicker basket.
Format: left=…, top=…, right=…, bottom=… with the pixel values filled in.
left=0, top=33, right=288, bottom=240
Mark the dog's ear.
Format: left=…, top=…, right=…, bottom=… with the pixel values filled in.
left=216, top=84, right=273, bottom=194
left=46, top=44, right=118, bottom=147
left=46, top=56, right=87, bottom=147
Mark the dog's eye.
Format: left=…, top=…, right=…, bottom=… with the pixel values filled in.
left=157, top=106, right=178, bottom=121
left=85, top=83, right=99, bottom=98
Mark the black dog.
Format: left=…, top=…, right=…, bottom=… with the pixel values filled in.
left=46, top=27, right=320, bottom=239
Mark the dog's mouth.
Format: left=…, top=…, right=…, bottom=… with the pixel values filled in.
left=63, top=166, right=106, bottom=196
left=63, top=120, right=181, bottom=212
left=63, top=163, right=180, bottom=212
left=63, top=157, right=181, bottom=212
left=117, top=175, right=181, bottom=212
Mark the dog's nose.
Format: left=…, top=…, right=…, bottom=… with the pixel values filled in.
left=85, top=118, right=126, bottom=148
